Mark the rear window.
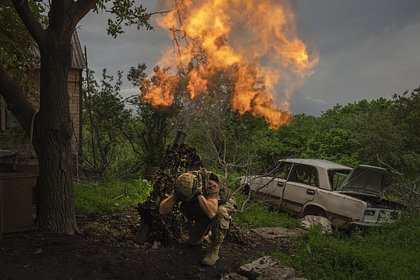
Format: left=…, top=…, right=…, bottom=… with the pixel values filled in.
left=289, top=164, right=319, bottom=187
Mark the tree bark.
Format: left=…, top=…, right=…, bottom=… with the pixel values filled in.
left=0, top=64, right=35, bottom=133
left=32, top=28, right=78, bottom=233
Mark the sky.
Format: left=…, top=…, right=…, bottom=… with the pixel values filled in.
left=78, top=0, right=420, bottom=116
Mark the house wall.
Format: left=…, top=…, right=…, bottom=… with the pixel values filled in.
left=26, top=68, right=82, bottom=154
left=68, top=69, right=82, bottom=155
left=0, top=69, right=83, bottom=172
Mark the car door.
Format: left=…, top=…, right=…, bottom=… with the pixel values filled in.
left=263, top=161, right=292, bottom=206
left=250, top=161, right=292, bottom=206
left=281, top=163, right=319, bottom=214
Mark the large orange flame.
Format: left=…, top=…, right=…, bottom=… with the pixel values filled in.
left=144, top=0, right=318, bottom=129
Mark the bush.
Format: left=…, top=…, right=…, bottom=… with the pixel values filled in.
left=275, top=215, right=420, bottom=280
left=74, top=178, right=152, bottom=215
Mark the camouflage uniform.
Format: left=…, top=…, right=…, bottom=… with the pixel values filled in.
left=179, top=172, right=236, bottom=265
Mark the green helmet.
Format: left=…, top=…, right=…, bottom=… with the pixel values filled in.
left=174, top=172, right=199, bottom=201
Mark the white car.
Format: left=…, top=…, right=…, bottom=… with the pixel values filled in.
left=240, top=159, right=405, bottom=228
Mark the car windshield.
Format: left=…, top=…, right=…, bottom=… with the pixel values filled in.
left=328, top=169, right=351, bottom=190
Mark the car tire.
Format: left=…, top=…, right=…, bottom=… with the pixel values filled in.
left=303, top=206, right=327, bottom=218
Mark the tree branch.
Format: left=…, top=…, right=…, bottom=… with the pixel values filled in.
left=71, top=0, right=99, bottom=26
left=0, top=63, right=36, bottom=135
left=149, top=9, right=172, bottom=16
left=11, top=0, right=46, bottom=47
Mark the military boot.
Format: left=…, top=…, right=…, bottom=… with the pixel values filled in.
left=201, top=243, right=221, bottom=266
left=202, top=209, right=230, bottom=266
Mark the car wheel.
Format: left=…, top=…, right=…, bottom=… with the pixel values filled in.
left=303, top=206, right=327, bottom=217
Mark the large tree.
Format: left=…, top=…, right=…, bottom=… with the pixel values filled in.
left=0, top=0, right=151, bottom=233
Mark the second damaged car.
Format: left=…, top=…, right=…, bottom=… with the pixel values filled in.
left=240, top=159, right=406, bottom=229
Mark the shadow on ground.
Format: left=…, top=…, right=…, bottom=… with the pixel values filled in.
left=0, top=211, right=283, bottom=280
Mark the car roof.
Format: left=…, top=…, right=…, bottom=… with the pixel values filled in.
left=279, top=158, right=352, bottom=170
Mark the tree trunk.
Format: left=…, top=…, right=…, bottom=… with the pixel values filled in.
left=2, top=0, right=101, bottom=234
left=33, top=31, right=78, bottom=233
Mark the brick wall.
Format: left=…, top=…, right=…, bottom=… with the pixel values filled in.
left=25, top=69, right=82, bottom=154
left=68, top=69, right=82, bottom=155
left=0, top=69, right=83, bottom=171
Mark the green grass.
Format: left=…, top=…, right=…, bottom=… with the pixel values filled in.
left=274, top=215, right=420, bottom=280
left=233, top=193, right=298, bottom=228
left=228, top=173, right=298, bottom=228
left=229, top=172, right=420, bottom=280
left=74, top=178, right=152, bottom=215
left=74, top=176, right=420, bottom=280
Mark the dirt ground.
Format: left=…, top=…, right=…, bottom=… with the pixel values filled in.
left=0, top=211, right=282, bottom=280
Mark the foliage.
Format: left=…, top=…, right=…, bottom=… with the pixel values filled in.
left=317, top=98, right=403, bottom=167
left=390, top=87, right=420, bottom=177
left=0, top=1, right=43, bottom=79
left=304, top=127, right=359, bottom=166
left=74, top=178, right=152, bottom=215
left=255, top=114, right=318, bottom=170
left=126, top=65, right=177, bottom=168
left=233, top=193, right=298, bottom=228
left=94, top=0, right=153, bottom=38
left=82, top=69, right=132, bottom=177
left=126, top=100, right=173, bottom=168
left=226, top=94, right=420, bottom=179
left=82, top=64, right=179, bottom=178
left=274, top=215, right=420, bottom=280
left=224, top=112, right=273, bottom=172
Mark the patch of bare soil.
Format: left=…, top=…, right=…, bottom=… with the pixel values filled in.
left=0, top=211, right=282, bottom=280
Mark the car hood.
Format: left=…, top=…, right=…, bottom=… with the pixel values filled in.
left=337, top=165, right=393, bottom=197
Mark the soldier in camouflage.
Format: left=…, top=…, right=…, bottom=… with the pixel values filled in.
left=159, top=170, right=236, bottom=266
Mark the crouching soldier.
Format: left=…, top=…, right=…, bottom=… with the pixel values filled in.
left=159, top=170, right=236, bottom=266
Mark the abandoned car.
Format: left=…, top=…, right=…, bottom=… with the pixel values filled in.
left=240, top=158, right=405, bottom=228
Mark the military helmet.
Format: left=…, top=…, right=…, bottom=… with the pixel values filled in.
left=174, top=172, right=199, bottom=201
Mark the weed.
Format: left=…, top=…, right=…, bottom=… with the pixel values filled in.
left=233, top=193, right=298, bottom=228
left=274, top=216, right=420, bottom=280
left=74, top=178, right=152, bottom=215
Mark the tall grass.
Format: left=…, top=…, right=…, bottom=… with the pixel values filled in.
left=275, top=215, right=420, bottom=280
left=233, top=193, right=298, bottom=228
left=74, top=178, right=152, bottom=215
